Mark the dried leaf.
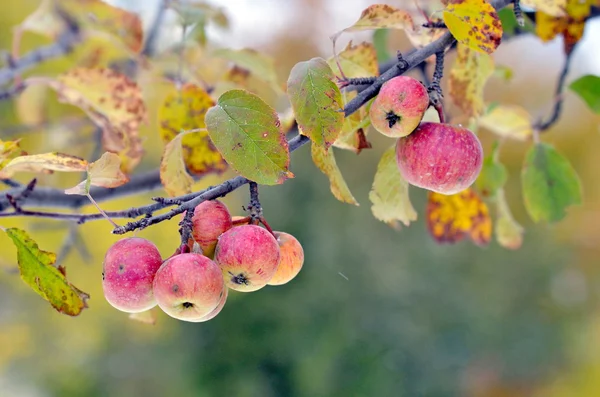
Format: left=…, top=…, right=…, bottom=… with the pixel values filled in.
left=443, top=0, right=503, bottom=54
left=478, top=104, right=533, bottom=140
left=522, top=0, right=567, bottom=17
left=426, top=188, right=492, bottom=246
left=535, top=0, right=592, bottom=54
left=3, top=228, right=89, bottom=316
left=0, top=152, right=87, bottom=178
left=64, top=152, right=129, bottom=195
left=158, top=83, right=227, bottom=176
left=448, top=43, right=495, bottom=119
left=369, top=144, right=417, bottom=227
left=160, top=131, right=194, bottom=197
left=311, top=144, right=358, bottom=206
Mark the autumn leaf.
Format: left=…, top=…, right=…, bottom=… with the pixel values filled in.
left=522, top=142, right=582, bottom=223
left=369, top=145, right=417, bottom=227
left=159, top=131, right=194, bottom=197
left=495, top=188, right=524, bottom=250
left=3, top=228, right=89, bottom=316
left=475, top=142, right=508, bottom=198
left=0, top=152, right=87, bottom=178
left=535, top=0, right=592, bottom=54
left=522, top=0, right=566, bottom=17
left=0, top=139, right=24, bottom=170
left=158, top=83, right=227, bottom=176
left=311, top=144, right=358, bottom=206
left=478, top=104, right=533, bottom=140
left=45, top=67, right=147, bottom=173
left=426, top=188, right=492, bottom=246
left=332, top=89, right=372, bottom=154
left=205, top=89, right=293, bottom=185
left=327, top=41, right=379, bottom=79
left=443, top=0, right=503, bottom=54
left=569, top=74, right=600, bottom=114
left=448, top=43, right=495, bottom=119
left=287, top=58, right=344, bottom=148
left=212, top=48, right=281, bottom=93
left=64, top=152, right=130, bottom=195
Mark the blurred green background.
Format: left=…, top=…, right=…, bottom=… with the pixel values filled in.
left=2, top=1, right=600, bottom=396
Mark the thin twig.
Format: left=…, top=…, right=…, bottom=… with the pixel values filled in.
left=536, top=49, right=575, bottom=131
left=142, top=0, right=168, bottom=57
left=428, top=51, right=447, bottom=123
left=1, top=179, right=22, bottom=188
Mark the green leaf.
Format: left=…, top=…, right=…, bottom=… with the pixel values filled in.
left=495, top=188, right=524, bottom=250
left=3, top=228, right=89, bottom=316
left=205, top=89, right=293, bottom=185
left=476, top=142, right=507, bottom=197
left=373, top=29, right=391, bottom=63
left=369, top=144, right=417, bottom=227
left=311, top=144, right=358, bottom=206
left=569, top=74, right=600, bottom=114
left=522, top=143, right=582, bottom=223
left=287, top=57, right=344, bottom=148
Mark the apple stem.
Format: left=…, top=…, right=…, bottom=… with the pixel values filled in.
left=232, top=216, right=252, bottom=226
left=86, top=193, right=119, bottom=228
left=259, top=216, right=277, bottom=238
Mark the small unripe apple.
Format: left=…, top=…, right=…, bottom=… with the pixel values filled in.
left=268, top=232, right=304, bottom=286
left=102, top=237, right=163, bottom=313
left=153, top=253, right=224, bottom=321
left=214, top=225, right=281, bottom=292
left=191, top=200, right=233, bottom=258
left=369, top=76, right=430, bottom=138
left=190, top=285, right=228, bottom=323
left=395, top=122, right=483, bottom=195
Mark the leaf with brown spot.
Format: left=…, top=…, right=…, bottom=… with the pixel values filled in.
left=443, top=0, right=503, bottom=54
left=0, top=152, right=87, bottom=178
left=535, top=0, right=592, bottom=54
left=327, top=41, right=379, bottom=79
left=158, top=84, right=227, bottom=177
left=45, top=67, right=147, bottom=173
left=522, top=0, right=567, bottom=17
left=0, top=139, right=24, bottom=171
left=160, top=131, right=195, bottom=197
left=64, top=152, right=130, bottom=195
left=311, top=144, right=358, bottom=206
left=426, top=188, right=492, bottom=246
left=448, top=43, right=495, bottom=119
left=3, top=228, right=89, bottom=316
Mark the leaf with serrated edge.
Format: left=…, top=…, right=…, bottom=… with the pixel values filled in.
left=478, top=104, right=533, bottom=141
left=522, top=142, right=582, bottom=223
left=569, top=74, right=600, bottom=114
left=448, top=44, right=495, bottom=119
left=160, top=131, right=194, bottom=197
left=495, top=188, right=524, bottom=250
left=64, top=152, right=129, bottom=195
left=311, top=144, right=358, bottom=206
left=0, top=152, right=87, bottom=178
left=3, top=228, right=89, bottom=316
left=443, top=0, right=503, bottom=54
left=205, top=89, right=292, bottom=185
left=158, top=83, right=227, bottom=176
left=369, top=145, right=416, bottom=227
left=287, top=58, right=344, bottom=148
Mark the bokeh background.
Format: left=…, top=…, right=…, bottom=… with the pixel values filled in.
left=1, top=1, right=600, bottom=396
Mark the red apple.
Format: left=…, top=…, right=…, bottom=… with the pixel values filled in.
left=153, top=253, right=224, bottom=321
left=369, top=76, right=430, bottom=138
left=268, top=231, right=304, bottom=286
left=102, top=237, right=163, bottom=313
left=191, top=199, right=233, bottom=258
left=395, top=122, right=483, bottom=195
left=190, top=285, right=228, bottom=322
left=214, top=225, right=280, bottom=292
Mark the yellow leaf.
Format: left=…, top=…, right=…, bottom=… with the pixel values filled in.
left=448, top=43, right=495, bottom=119
left=331, top=4, right=415, bottom=44
left=64, top=152, right=130, bottom=195
left=158, top=83, right=228, bottom=176
left=0, top=152, right=87, bottom=179
left=522, top=0, right=567, bottom=17
left=478, top=105, right=533, bottom=140
left=535, top=0, right=592, bottom=54
left=327, top=41, right=379, bottom=78
left=369, top=144, right=417, bottom=227
left=17, top=0, right=65, bottom=39
left=311, top=144, right=358, bottom=206
left=443, top=0, right=503, bottom=54
left=15, top=85, right=49, bottom=127
left=160, top=131, right=194, bottom=197
left=495, top=188, right=524, bottom=250
left=333, top=91, right=372, bottom=153
left=0, top=139, right=23, bottom=170
left=426, top=188, right=492, bottom=246
left=47, top=67, right=147, bottom=173
left=212, top=48, right=281, bottom=93
left=405, top=25, right=448, bottom=49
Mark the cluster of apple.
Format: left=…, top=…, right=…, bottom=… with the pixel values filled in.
left=369, top=76, right=484, bottom=195
left=101, top=200, right=304, bottom=322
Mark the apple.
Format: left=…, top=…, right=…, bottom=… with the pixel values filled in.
left=395, top=122, right=483, bottom=195
left=214, top=225, right=280, bottom=292
left=191, top=199, right=233, bottom=258
left=152, top=253, right=224, bottom=321
left=102, top=237, right=163, bottom=313
left=268, top=231, right=304, bottom=286
left=369, top=76, right=430, bottom=138
left=189, top=285, right=228, bottom=322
